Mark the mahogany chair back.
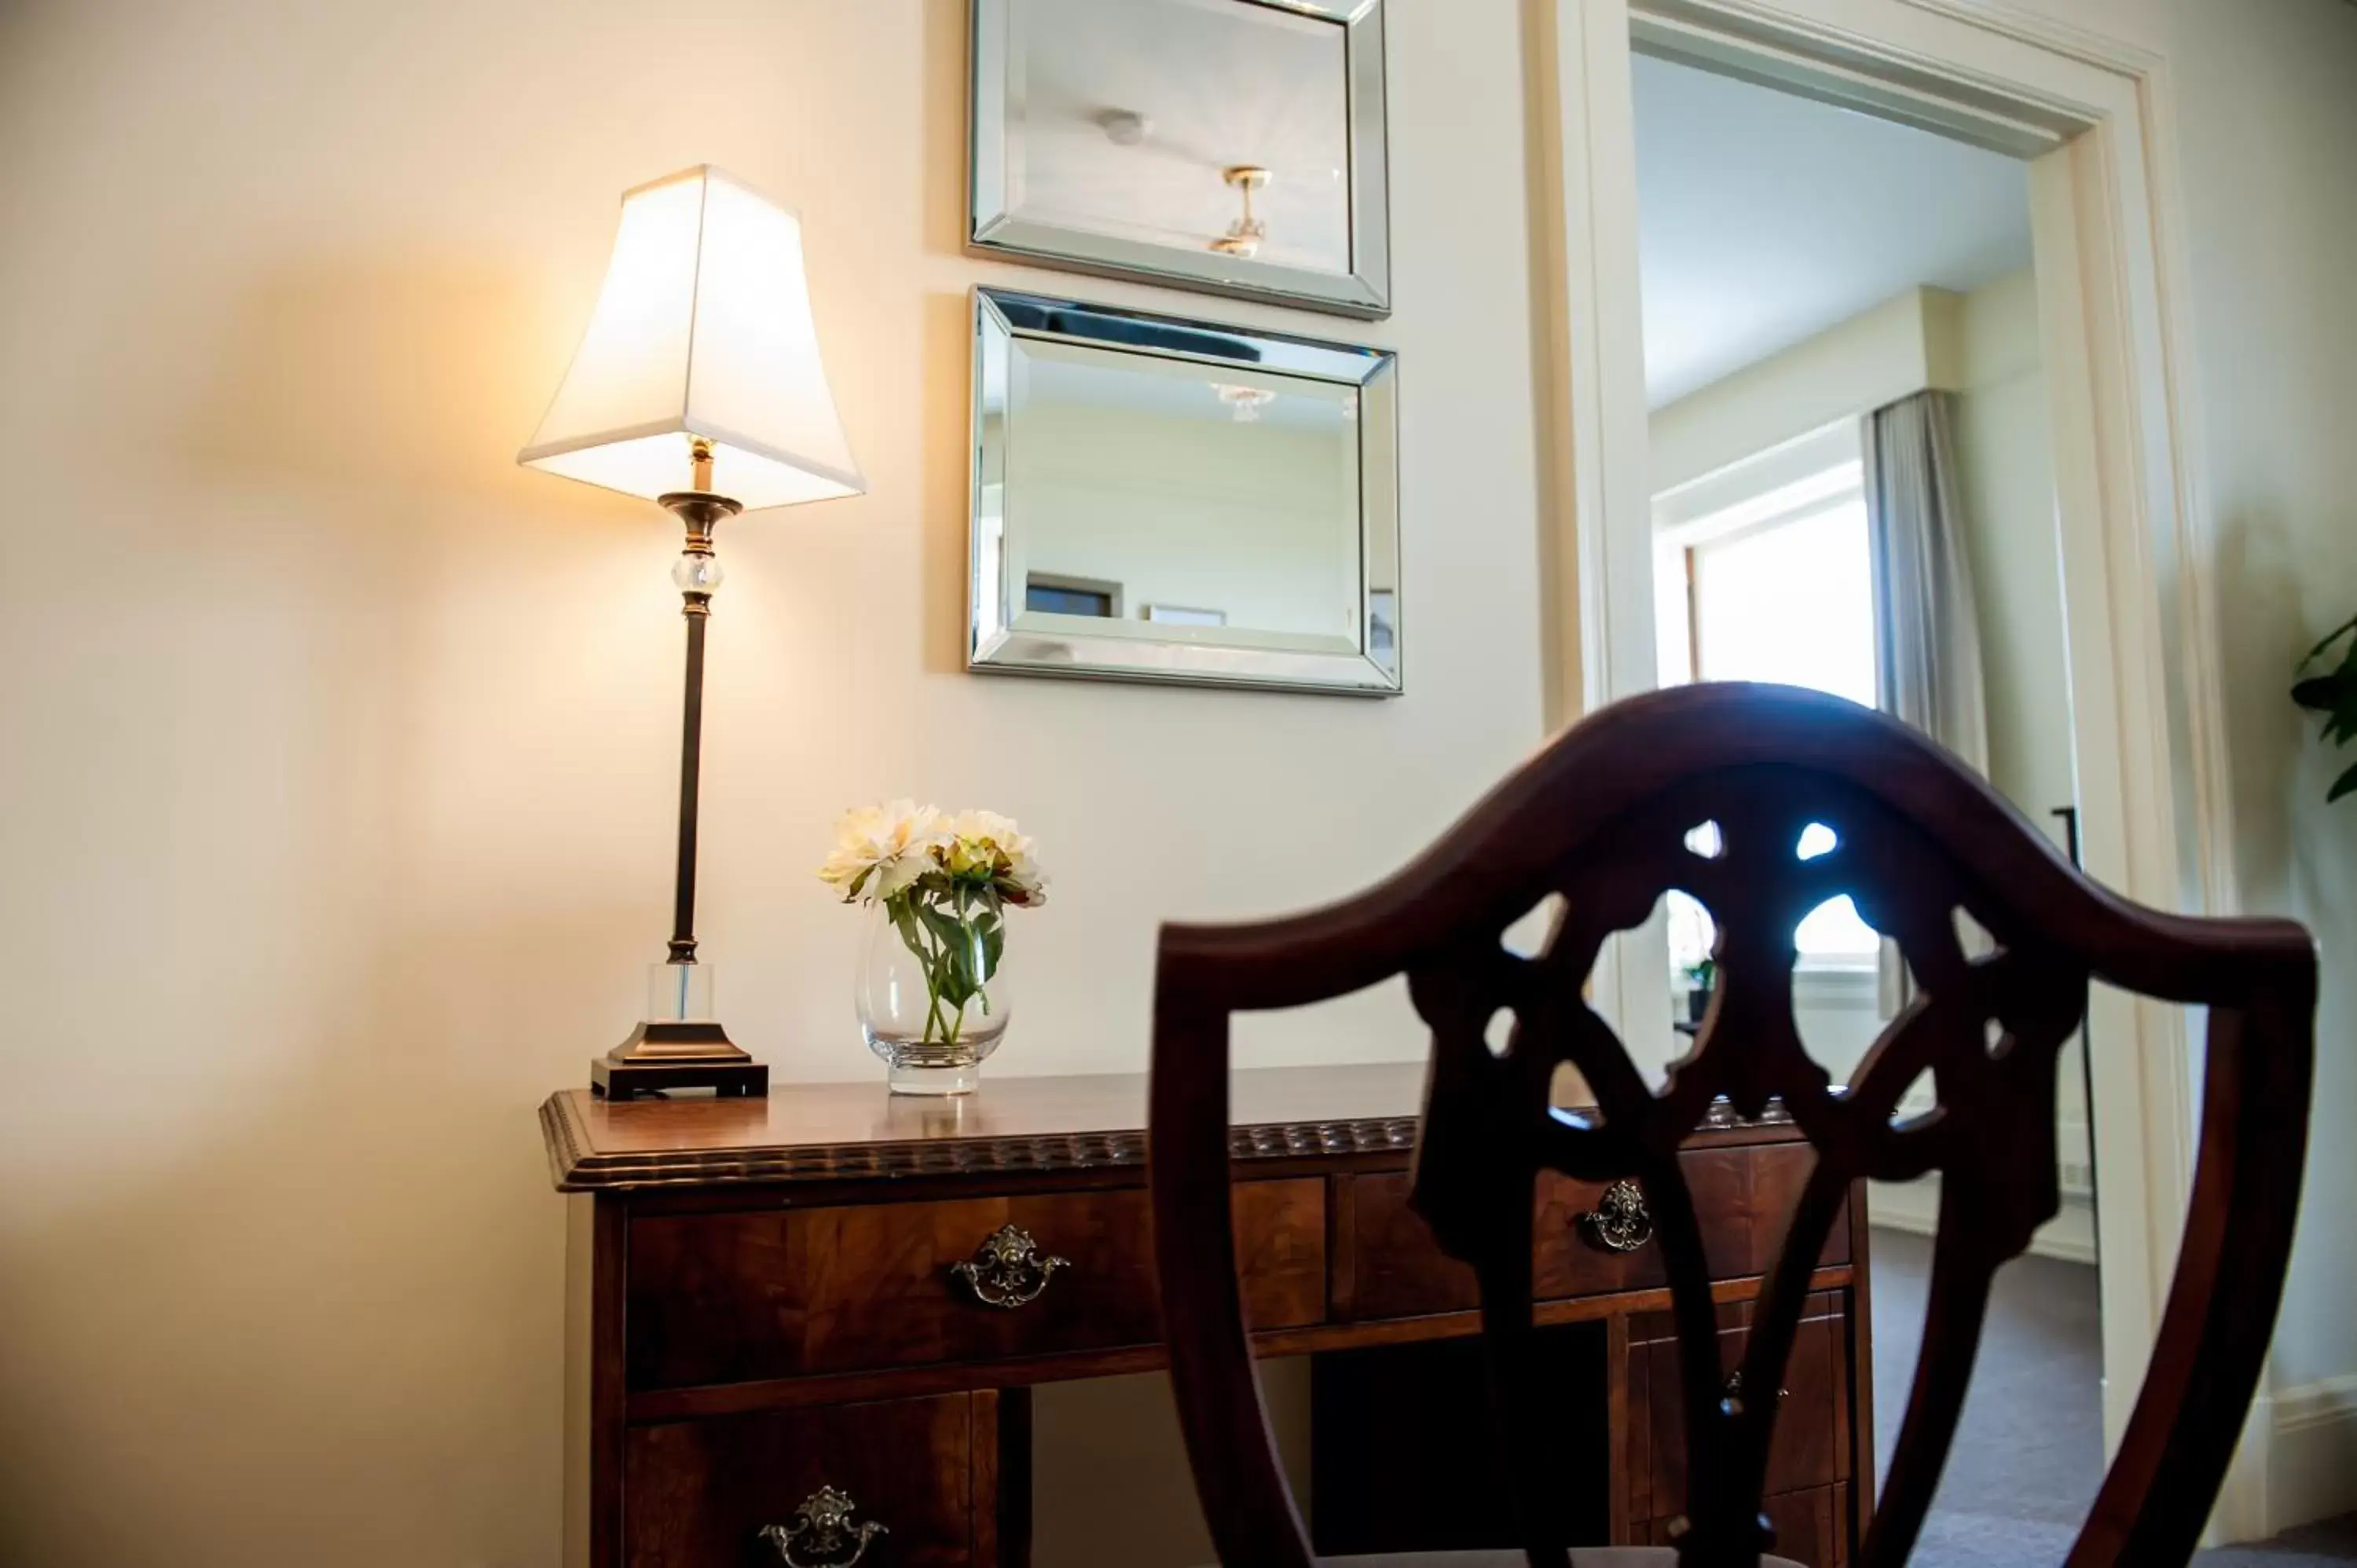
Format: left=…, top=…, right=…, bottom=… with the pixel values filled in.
left=1148, top=683, right=2314, bottom=1568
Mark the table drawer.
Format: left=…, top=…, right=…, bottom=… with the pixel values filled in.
left=1336, top=1143, right=1845, bottom=1321
left=1626, top=1290, right=1853, bottom=1522
left=625, top=1393, right=979, bottom=1566
left=627, top=1179, right=1325, bottom=1389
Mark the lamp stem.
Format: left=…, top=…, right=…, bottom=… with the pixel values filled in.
left=658, top=471, right=741, bottom=970
left=669, top=589, right=709, bottom=964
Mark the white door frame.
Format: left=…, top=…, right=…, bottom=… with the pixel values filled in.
left=1535, top=0, right=2266, bottom=1537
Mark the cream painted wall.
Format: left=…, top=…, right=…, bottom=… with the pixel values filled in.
left=1648, top=285, right=1959, bottom=492
left=0, top=1, right=1547, bottom=1563
left=2157, top=0, right=2357, bottom=1487
left=1952, top=267, right=2073, bottom=840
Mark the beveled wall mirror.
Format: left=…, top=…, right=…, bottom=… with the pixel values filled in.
left=970, top=288, right=1401, bottom=696
left=969, top=0, right=1391, bottom=317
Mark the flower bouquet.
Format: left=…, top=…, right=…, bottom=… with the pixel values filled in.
left=819, top=801, right=1046, bottom=1094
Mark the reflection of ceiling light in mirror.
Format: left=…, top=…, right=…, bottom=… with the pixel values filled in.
left=1213, top=383, right=1277, bottom=423
left=1097, top=108, right=1151, bottom=146
left=1210, top=165, right=1270, bottom=257
left=1341, top=393, right=1358, bottom=422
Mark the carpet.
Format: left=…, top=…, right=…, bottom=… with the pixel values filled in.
left=1866, top=1226, right=2354, bottom=1565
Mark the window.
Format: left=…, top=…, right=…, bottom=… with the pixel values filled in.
left=1688, top=499, right=1877, bottom=705
left=1025, top=572, right=1124, bottom=618
left=1655, top=427, right=1882, bottom=969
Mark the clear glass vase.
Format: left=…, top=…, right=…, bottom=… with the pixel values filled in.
left=856, top=892, right=1014, bottom=1095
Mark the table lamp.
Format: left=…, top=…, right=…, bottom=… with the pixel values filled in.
left=520, top=165, right=865, bottom=1097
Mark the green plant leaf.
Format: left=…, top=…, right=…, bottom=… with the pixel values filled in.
left=915, top=898, right=962, bottom=951
left=945, top=943, right=978, bottom=1010
left=2288, top=621, right=2357, bottom=803
left=2298, top=614, right=2357, bottom=674
left=2329, top=684, right=2357, bottom=746
left=912, top=898, right=980, bottom=1009
left=2292, top=675, right=2344, bottom=713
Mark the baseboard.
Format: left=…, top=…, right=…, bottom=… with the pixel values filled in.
left=2253, top=1374, right=2357, bottom=1537
left=1866, top=1176, right=2098, bottom=1265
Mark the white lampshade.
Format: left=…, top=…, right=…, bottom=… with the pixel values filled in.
left=519, top=166, right=866, bottom=511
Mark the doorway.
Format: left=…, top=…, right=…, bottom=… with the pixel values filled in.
left=1533, top=0, right=2251, bottom=1543
left=1625, top=47, right=2101, bottom=1553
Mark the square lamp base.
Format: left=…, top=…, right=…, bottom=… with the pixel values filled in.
left=590, top=1020, right=769, bottom=1100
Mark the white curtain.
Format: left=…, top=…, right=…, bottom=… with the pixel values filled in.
left=1864, top=390, right=1989, bottom=1013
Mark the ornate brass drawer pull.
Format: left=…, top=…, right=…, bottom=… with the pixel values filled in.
left=1577, top=1178, right=1655, bottom=1254
left=760, top=1486, right=887, bottom=1567
left=951, top=1223, right=1071, bottom=1309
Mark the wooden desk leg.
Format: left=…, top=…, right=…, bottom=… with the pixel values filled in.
left=1607, top=1311, right=1633, bottom=1545
left=1846, top=1197, right=1877, bottom=1564
left=565, top=1194, right=626, bottom=1568
left=977, top=1387, right=1033, bottom=1567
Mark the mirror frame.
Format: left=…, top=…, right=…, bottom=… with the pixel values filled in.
left=969, top=287, right=1403, bottom=697
left=968, top=0, right=1392, bottom=319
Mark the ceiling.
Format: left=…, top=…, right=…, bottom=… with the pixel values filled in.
left=1014, top=0, right=1352, bottom=273
left=1633, top=52, right=2035, bottom=408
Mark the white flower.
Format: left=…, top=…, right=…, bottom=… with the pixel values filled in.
left=950, top=809, right=1028, bottom=862
left=950, top=809, right=1048, bottom=906
left=817, top=800, right=950, bottom=904
left=999, top=858, right=1047, bottom=906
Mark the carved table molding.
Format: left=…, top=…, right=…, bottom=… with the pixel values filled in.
left=540, top=1064, right=1793, bottom=1192
left=540, top=1097, right=1419, bottom=1192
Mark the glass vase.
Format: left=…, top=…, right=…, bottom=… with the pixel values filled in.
left=856, top=891, right=1014, bottom=1095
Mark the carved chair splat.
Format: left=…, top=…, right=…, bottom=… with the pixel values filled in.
left=1149, top=683, right=2314, bottom=1568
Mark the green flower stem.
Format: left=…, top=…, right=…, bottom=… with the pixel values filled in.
left=936, top=906, right=962, bottom=1049
left=887, top=885, right=1003, bottom=1046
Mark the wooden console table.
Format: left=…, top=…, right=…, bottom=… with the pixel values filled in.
left=542, top=1064, right=1872, bottom=1566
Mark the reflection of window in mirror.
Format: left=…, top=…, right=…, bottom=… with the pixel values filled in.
left=1026, top=573, right=1123, bottom=618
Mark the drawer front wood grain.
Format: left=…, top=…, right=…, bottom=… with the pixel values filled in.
left=625, top=1394, right=976, bottom=1566
left=627, top=1179, right=1325, bottom=1389
left=1625, top=1291, right=1852, bottom=1528
left=1337, top=1144, right=1846, bottom=1321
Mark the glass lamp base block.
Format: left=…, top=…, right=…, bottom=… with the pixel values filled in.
left=647, top=960, right=717, bottom=1023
